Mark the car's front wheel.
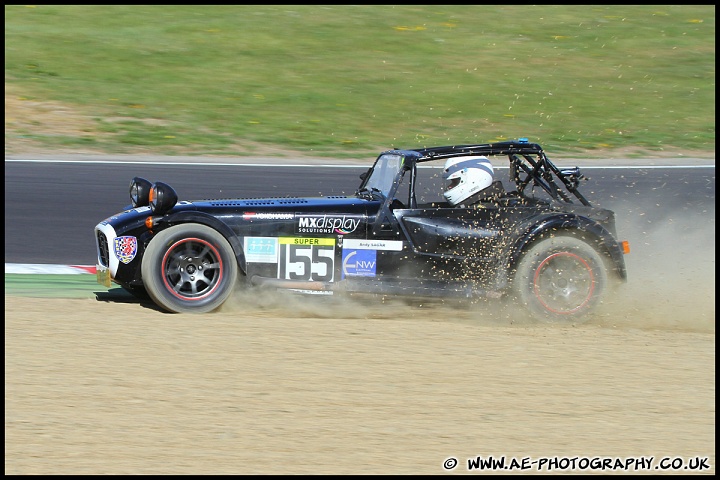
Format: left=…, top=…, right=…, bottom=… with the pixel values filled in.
left=141, top=224, right=238, bottom=313
left=513, top=236, right=607, bottom=322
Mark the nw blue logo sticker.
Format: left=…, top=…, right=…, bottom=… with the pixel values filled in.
left=341, top=249, right=377, bottom=278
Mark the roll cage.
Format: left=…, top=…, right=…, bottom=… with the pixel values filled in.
left=358, top=138, right=592, bottom=208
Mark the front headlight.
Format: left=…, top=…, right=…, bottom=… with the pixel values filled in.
left=129, top=177, right=153, bottom=208
left=149, top=182, right=178, bottom=215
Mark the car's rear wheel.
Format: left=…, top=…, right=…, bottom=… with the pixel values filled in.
left=141, top=224, right=238, bottom=313
left=513, top=236, right=607, bottom=322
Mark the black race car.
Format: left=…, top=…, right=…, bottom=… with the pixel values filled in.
left=94, top=138, right=629, bottom=321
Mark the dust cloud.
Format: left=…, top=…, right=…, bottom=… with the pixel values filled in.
left=594, top=203, right=715, bottom=333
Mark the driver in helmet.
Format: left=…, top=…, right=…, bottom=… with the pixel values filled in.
left=442, top=156, right=498, bottom=207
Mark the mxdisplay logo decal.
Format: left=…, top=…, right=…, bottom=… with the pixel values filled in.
left=296, top=214, right=364, bottom=235
left=342, top=249, right=377, bottom=278
left=244, top=237, right=279, bottom=263
left=114, top=236, right=138, bottom=264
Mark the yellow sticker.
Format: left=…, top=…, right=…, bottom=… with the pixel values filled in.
left=279, top=237, right=336, bottom=246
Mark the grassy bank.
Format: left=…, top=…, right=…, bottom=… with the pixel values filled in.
left=4, top=5, right=715, bottom=158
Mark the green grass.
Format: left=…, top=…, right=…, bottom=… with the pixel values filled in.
left=4, top=274, right=106, bottom=299
left=4, top=5, right=715, bottom=158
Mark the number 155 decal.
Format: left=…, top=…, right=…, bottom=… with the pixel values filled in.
left=277, top=237, right=335, bottom=282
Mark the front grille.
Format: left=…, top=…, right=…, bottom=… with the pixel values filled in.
left=97, top=231, right=109, bottom=267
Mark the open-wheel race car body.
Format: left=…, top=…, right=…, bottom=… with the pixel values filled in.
left=94, top=138, right=628, bottom=321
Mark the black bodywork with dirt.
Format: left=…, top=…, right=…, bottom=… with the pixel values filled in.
left=94, top=139, right=628, bottom=320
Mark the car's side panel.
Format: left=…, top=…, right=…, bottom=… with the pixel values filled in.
left=388, top=204, right=534, bottom=283
left=397, top=207, right=506, bottom=256
left=177, top=199, right=379, bottom=287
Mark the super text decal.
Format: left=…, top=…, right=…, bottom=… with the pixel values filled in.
left=278, top=237, right=336, bottom=282
left=296, top=214, right=364, bottom=235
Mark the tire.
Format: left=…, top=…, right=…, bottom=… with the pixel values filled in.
left=141, top=224, right=238, bottom=313
left=512, top=236, right=607, bottom=322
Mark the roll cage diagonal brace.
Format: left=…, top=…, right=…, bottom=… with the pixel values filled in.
left=413, top=139, right=592, bottom=207
left=508, top=152, right=592, bottom=206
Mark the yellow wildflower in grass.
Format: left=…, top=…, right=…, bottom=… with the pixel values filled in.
left=393, top=26, right=427, bottom=31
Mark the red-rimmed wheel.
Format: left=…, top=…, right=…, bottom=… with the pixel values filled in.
left=513, top=236, right=607, bottom=322
left=142, top=224, right=238, bottom=313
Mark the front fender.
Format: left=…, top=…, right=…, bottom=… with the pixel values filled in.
left=156, top=211, right=247, bottom=275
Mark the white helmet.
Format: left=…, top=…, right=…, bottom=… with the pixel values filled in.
left=442, top=156, right=494, bottom=206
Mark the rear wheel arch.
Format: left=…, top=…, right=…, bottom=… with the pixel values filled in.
left=505, top=215, right=620, bottom=277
